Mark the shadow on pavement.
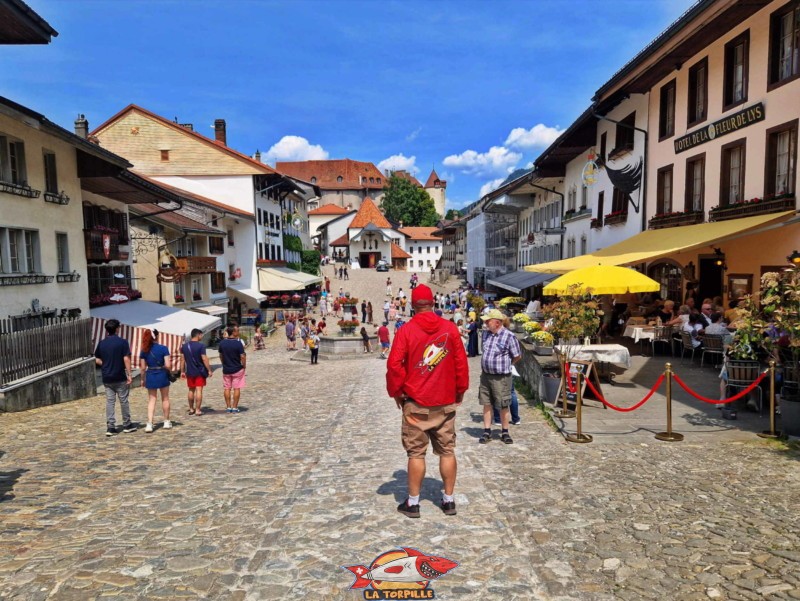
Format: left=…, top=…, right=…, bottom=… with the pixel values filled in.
left=377, top=469, right=445, bottom=503
left=0, top=467, right=27, bottom=502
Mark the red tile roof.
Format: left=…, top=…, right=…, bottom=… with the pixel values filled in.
left=349, top=197, right=392, bottom=229
left=424, top=169, right=446, bottom=188
left=392, top=170, right=422, bottom=187
left=330, top=233, right=350, bottom=247
left=276, top=159, right=385, bottom=191
left=308, top=204, right=351, bottom=216
left=391, top=243, right=412, bottom=259
left=399, top=227, right=441, bottom=241
left=91, top=104, right=279, bottom=176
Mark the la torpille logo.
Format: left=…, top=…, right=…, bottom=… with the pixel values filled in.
left=343, top=547, right=458, bottom=599
left=416, top=334, right=449, bottom=374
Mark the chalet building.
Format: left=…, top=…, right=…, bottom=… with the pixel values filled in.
left=399, top=227, right=442, bottom=273
left=527, top=0, right=800, bottom=307
left=91, top=105, right=319, bottom=310
left=308, top=204, right=354, bottom=249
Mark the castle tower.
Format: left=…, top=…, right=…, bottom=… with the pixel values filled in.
left=424, top=169, right=447, bottom=218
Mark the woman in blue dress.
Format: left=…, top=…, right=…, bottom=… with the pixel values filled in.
left=467, top=318, right=479, bottom=357
left=139, top=329, right=173, bottom=433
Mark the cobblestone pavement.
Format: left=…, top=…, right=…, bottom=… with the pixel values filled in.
left=1, top=268, right=799, bottom=600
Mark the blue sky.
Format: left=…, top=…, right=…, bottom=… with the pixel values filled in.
left=3, top=0, right=694, bottom=211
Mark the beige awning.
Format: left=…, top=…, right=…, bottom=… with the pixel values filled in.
left=257, top=268, right=305, bottom=292
left=227, top=285, right=267, bottom=304
left=191, top=305, right=228, bottom=316
left=270, top=266, right=322, bottom=286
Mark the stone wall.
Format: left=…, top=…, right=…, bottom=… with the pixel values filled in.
left=0, top=358, right=96, bottom=413
left=516, top=339, right=561, bottom=405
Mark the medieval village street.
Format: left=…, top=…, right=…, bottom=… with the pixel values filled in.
left=0, top=267, right=798, bottom=600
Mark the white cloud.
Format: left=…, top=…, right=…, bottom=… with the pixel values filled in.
left=440, top=171, right=455, bottom=183
left=377, top=153, right=418, bottom=174
left=405, top=127, right=422, bottom=142
left=479, top=178, right=507, bottom=198
left=442, top=146, right=522, bottom=177
left=264, top=135, right=329, bottom=163
left=504, top=123, right=563, bottom=149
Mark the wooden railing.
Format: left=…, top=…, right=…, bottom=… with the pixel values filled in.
left=648, top=211, right=705, bottom=230
left=0, top=318, right=92, bottom=386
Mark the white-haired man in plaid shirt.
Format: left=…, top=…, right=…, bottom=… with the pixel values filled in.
left=478, top=309, right=521, bottom=444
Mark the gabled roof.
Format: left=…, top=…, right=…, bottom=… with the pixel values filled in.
left=0, top=0, right=58, bottom=44
left=349, top=197, right=392, bottom=229
left=330, top=233, right=350, bottom=247
left=308, top=204, right=352, bottom=216
left=392, top=170, right=422, bottom=187
left=135, top=172, right=253, bottom=219
left=276, top=159, right=385, bottom=191
left=391, top=243, right=412, bottom=259
left=91, top=104, right=280, bottom=176
left=130, top=203, right=224, bottom=234
left=399, top=227, right=441, bottom=241
left=424, top=169, right=445, bottom=188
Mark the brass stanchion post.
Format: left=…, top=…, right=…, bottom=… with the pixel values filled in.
left=656, top=363, right=683, bottom=442
left=758, top=360, right=780, bottom=439
left=565, top=370, right=592, bottom=443
left=554, top=352, right=575, bottom=419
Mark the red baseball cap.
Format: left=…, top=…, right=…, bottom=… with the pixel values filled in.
left=412, top=284, right=434, bottom=304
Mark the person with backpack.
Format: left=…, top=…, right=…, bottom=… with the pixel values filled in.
left=180, top=328, right=212, bottom=416
left=308, top=320, right=320, bottom=364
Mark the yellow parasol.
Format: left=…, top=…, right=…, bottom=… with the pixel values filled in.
left=543, top=264, right=660, bottom=296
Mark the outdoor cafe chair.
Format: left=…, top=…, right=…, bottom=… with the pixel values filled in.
left=726, top=359, right=763, bottom=414
left=701, top=334, right=725, bottom=368
left=650, top=325, right=673, bottom=357
left=680, top=331, right=699, bottom=365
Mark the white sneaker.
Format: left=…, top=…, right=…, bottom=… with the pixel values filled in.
left=163, top=420, right=173, bottom=429
left=145, top=423, right=153, bottom=433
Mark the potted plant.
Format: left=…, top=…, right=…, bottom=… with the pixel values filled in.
left=498, top=296, right=525, bottom=307
left=530, top=330, right=555, bottom=355
left=522, top=320, right=542, bottom=339
left=280, top=294, right=291, bottom=306
left=542, top=285, right=601, bottom=362
left=337, top=318, right=359, bottom=335
left=291, top=293, right=303, bottom=307
left=268, top=294, right=279, bottom=307
left=174, top=294, right=185, bottom=303
left=511, top=312, right=530, bottom=332
left=192, top=292, right=202, bottom=301
left=467, top=293, right=485, bottom=315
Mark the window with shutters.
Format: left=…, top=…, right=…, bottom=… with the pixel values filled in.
left=656, top=165, right=674, bottom=214
left=720, top=139, right=746, bottom=205
left=56, top=232, right=69, bottom=273
left=43, top=151, right=58, bottom=194
left=684, top=153, right=705, bottom=212
left=765, top=120, right=798, bottom=196
left=658, top=79, right=676, bottom=140
left=0, top=135, right=28, bottom=187
left=768, top=1, right=800, bottom=88
left=211, top=272, right=226, bottom=293
left=687, top=58, right=708, bottom=126
left=724, top=31, right=749, bottom=109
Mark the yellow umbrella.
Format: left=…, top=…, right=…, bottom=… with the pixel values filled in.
left=543, top=264, right=660, bottom=295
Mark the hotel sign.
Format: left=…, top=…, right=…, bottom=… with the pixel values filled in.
left=674, top=103, right=765, bottom=154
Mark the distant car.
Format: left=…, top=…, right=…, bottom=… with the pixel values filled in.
left=376, top=263, right=389, bottom=272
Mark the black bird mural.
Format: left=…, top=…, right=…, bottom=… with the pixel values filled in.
left=606, top=158, right=643, bottom=213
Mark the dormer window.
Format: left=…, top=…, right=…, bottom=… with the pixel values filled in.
left=337, top=176, right=343, bottom=183
left=310, top=177, right=317, bottom=184
left=369, top=177, right=375, bottom=183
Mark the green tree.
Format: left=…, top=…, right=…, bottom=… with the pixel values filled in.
left=381, top=175, right=439, bottom=226
left=445, top=209, right=462, bottom=220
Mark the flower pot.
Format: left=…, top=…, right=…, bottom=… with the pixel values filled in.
left=779, top=395, right=800, bottom=438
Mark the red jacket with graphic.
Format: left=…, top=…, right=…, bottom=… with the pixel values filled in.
left=386, top=311, right=469, bottom=407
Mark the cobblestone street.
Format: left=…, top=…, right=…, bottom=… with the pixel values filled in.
left=0, top=269, right=799, bottom=600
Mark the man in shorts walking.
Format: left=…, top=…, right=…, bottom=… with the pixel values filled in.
left=377, top=321, right=391, bottom=359
left=180, top=328, right=212, bottom=415
left=387, top=284, right=469, bottom=518
left=478, top=309, right=521, bottom=444
left=219, top=325, right=246, bottom=413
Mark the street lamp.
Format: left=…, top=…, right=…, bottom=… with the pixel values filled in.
left=788, top=250, right=800, bottom=265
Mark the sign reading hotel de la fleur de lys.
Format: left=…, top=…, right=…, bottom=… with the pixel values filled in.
left=674, top=102, right=765, bottom=154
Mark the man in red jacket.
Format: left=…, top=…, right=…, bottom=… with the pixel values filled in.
left=387, top=284, right=469, bottom=518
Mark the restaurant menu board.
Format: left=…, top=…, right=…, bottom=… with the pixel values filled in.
left=556, top=360, right=605, bottom=406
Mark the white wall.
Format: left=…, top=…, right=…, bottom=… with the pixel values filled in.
left=154, top=175, right=255, bottom=215
left=404, top=239, right=441, bottom=272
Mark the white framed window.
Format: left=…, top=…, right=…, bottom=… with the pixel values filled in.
left=0, top=135, right=28, bottom=185
left=0, top=228, right=39, bottom=273
left=191, top=278, right=201, bottom=299
left=43, top=151, right=58, bottom=194
left=56, top=232, right=69, bottom=273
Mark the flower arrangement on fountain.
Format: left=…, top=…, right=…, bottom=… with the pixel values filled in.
left=337, top=319, right=360, bottom=328
left=498, top=296, right=525, bottom=307
left=522, top=321, right=542, bottom=335
left=280, top=294, right=291, bottom=305
left=512, top=313, right=531, bottom=323
left=530, top=330, right=554, bottom=346
left=340, top=297, right=359, bottom=306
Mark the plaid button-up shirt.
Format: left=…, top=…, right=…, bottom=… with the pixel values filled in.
left=481, top=326, right=521, bottom=375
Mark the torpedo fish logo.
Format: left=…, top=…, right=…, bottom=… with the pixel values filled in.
left=416, top=334, right=449, bottom=373
left=343, top=547, right=458, bottom=599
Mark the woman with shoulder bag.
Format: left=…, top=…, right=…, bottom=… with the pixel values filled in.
left=140, top=329, right=173, bottom=432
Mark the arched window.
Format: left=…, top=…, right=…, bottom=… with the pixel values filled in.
left=369, top=177, right=374, bottom=183
left=337, top=176, right=343, bottom=183
left=310, top=177, right=317, bottom=184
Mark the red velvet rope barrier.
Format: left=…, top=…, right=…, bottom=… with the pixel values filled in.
left=672, top=372, right=767, bottom=405
left=584, top=373, right=665, bottom=413
left=565, top=362, right=576, bottom=393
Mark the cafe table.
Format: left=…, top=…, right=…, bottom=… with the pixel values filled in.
left=555, top=343, right=632, bottom=383
left=623, top=324, right=655, bottom=343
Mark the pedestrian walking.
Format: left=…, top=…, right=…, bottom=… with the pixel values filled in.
left=308, top=324, right=320, bottom=365
left=285, top=318, right=297, bottom=350
left=180, top=328, right=212, bottom=416
left=339, top=266, right=344, bottom=279
left=367, top=301, right=374, bottom=325
left=333, top=298, right=341, bottom=318
left=377, top=321, right=391, bottom=359
left=386, top=284, right=469, bottom=518
left=94, top=318, right=136, bottom=436
left=325, top=276, right=331, bottom=294
left=139, top=329, right=173, bottom=433
left=343, top=265, right=349, bottom=280
left=319, top=296, right=327, bottom=317
left=306, top=295, right=314, bottom=314
left=360, top=326, right=372, bottom=353
left=386, top=277, right=393, bottom=297
left=361, top=300, right=367, bottom=324
left=383, top=299, right=391, bottom=322
left=478, top=309, right=521, bottom=445
left=388, top=301, right=397, bottom=322
left=219, top=325, right=246, bottom=413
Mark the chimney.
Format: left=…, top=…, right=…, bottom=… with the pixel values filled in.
left=74, top=114, right=89, bottom=139
left=214, top=119, right=227, bottom=145
left=254, top=149, right=261, bottom=163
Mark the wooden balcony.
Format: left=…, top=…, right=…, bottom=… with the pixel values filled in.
left=648, top=210, right=705, bottom=230
left=175, top=256, right=217, bottom=274
left=709, top=196, right=796, bottom=222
